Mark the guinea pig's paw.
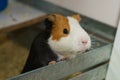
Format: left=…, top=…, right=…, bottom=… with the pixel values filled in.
left=48, top=61, right=56, bottom=65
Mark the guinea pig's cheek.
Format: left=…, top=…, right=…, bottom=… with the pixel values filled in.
left=72, top=40, right=82, bottom=52
left=51, top=31, right=68, bottom=41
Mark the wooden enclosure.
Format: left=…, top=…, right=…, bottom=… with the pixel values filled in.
left=9, top=44, right=112, bottom=80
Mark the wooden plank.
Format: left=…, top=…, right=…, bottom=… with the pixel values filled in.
left=0, top=15, right=47, bottom=33
left=0, top=0, right=46, bottom=33
left=8, top=44, right=112, bottom=80
left=69, top=64, right=108, bottom=80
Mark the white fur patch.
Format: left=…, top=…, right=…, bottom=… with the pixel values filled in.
left=48, top=16, right=91, bottom=60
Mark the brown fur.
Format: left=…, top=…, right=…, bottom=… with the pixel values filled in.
left=47, top=14, right=81, bottom=41
left=72, top=14, right=81, bottom=22
left=47, top=14, right=70, bottom=41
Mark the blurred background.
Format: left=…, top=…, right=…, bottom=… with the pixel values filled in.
left=46, top=0, right=120, bottom=27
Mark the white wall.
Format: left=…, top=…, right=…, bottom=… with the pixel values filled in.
left=46, top=0, right=120, bottom=27
left=106, top=19, right=120, bottom=80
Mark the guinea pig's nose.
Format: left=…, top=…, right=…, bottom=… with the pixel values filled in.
left=81, top=40, right=88, bottom=46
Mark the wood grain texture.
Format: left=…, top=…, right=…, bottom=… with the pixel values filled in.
left=8, top=44, right=112, bottom=80
left=69, top=64, right=108, bottom=80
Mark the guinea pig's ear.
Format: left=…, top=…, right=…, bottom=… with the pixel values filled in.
left=44, top=18, right=53, bottom=30
left=47, top=14, right=56, bottom=22
left=44, top=14, right=56, bottom=30
left=71, top=14, right=81, bottom=22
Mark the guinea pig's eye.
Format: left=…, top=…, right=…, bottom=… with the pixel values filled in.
left=63, top=28, right=69, bottom=34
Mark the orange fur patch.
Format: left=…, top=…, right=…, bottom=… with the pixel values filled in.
left=47, top=14, right=70, bottom=41
left=71, top=14, right=81, bottom=22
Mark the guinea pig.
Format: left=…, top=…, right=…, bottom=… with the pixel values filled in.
left=21, top=14, right=91, bottom=73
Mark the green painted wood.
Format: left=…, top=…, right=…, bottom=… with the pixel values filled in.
left=17, top=0, right=116, bottom=41
left=69, top=64, right=108, bottom=80
left=9, top=44, right=112, bottom=80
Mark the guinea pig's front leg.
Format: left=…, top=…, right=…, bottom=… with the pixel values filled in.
left=48, top=60, right=56, bottom=65
left=48, top=56, right=72, bottom=64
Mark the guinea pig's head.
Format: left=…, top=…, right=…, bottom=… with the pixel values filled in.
left=45, top=14, right=91, bottom=55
